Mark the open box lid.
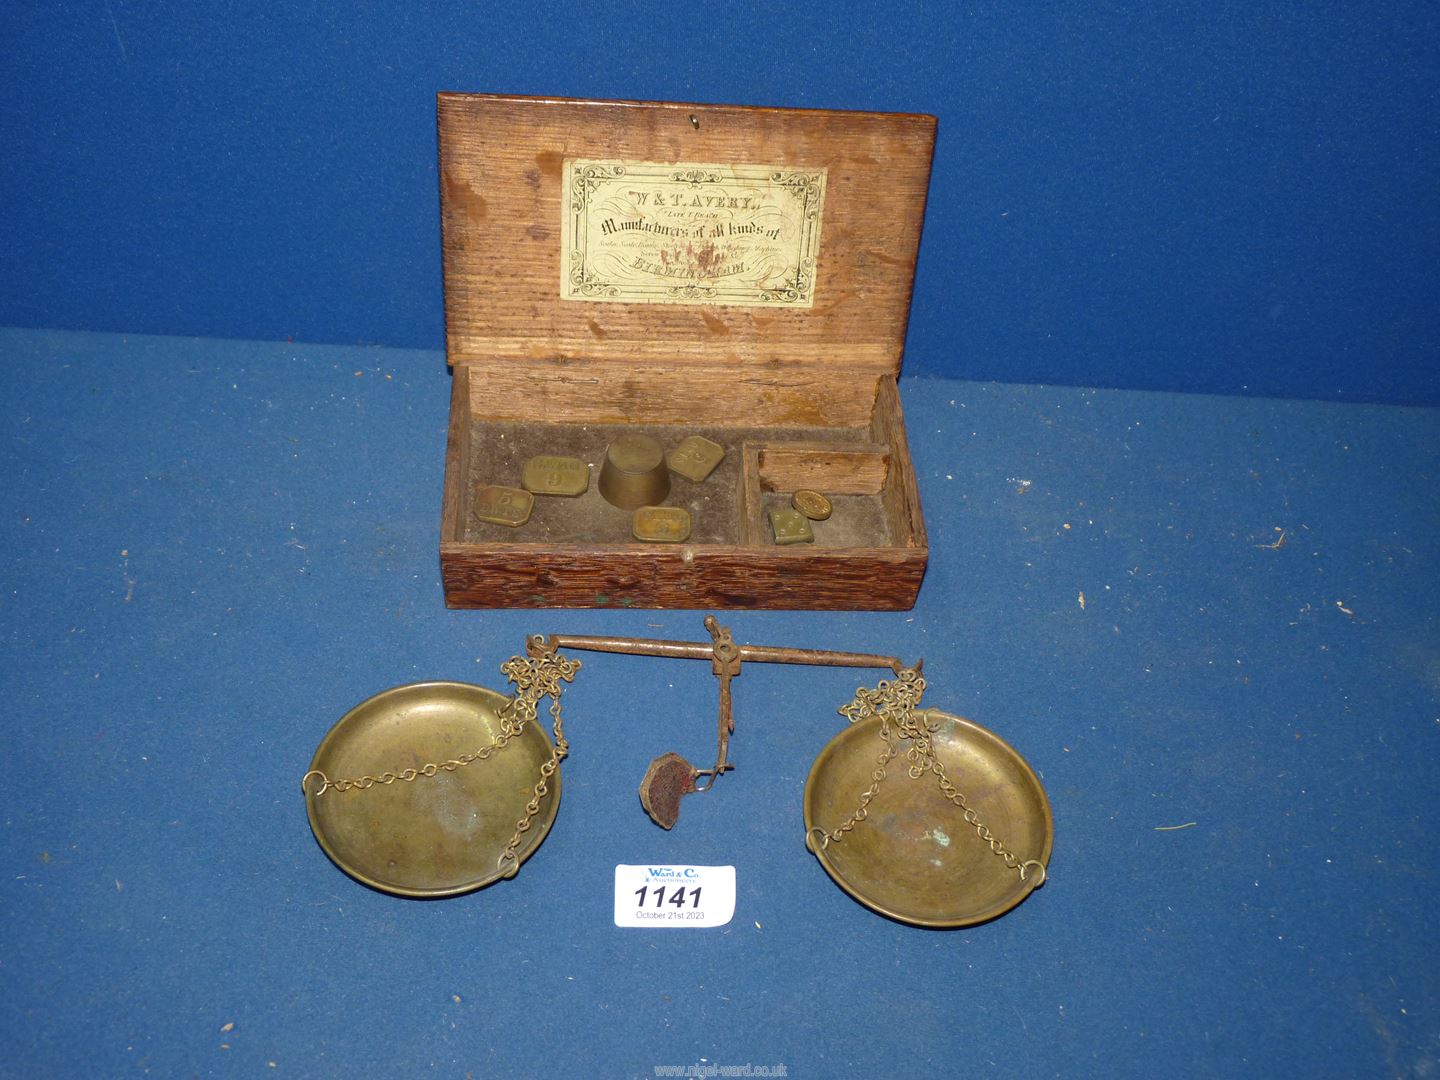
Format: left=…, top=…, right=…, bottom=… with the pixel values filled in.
left=437, top=93, right=936, bottom=375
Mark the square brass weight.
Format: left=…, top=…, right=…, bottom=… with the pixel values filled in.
left=522, top=454, right=590, bottom=497
left=769, top=507, right=814, bottom=545
left=473, top=485, right=534, bottom=527
left=666, top=436, right=726, bottom=483
left=633, top=506, right=693, bottom=543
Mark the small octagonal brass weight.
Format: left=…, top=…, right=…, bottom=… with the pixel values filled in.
left=633, top=506, right=692, bottom=543
left=667, top=435, right=726, bottom=483
left=473, top=485, right=534, bottom=527
left=599, top=434, right=670, bottom=509
left=769, top=507, right=814, bottom=545
left=522, top=454, right=589, bottom=497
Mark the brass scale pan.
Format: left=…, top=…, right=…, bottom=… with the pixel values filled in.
left=303, top=619, right=1051, bottom=926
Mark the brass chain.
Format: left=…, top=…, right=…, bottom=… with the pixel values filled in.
left=301, top=638, right=581, bottom=878
left=806, top=669, right=1045, bottom=885
left=494, top=640, right=579, bottom=877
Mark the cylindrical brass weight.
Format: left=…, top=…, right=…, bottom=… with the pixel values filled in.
left=599, top=434, right=670, bottom=510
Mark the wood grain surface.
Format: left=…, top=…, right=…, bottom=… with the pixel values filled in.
left=462, top=357, right=879, bottom=428
left=755, top=441, right=891, bottom=495
left=870, top=375, right=927, bottom=550
left=438, top=93, right=935, bottom=371
left=440, top=542, right=927, bottom=610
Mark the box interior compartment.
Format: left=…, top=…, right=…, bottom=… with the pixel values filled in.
left=445, top=362, right=923, bottom=553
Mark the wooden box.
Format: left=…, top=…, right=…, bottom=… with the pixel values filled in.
left=437, top=93, right=935, bottom=609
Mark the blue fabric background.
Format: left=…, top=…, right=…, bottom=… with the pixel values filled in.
left=2, top=328, right=1437, bottom=1076
left=2, top=1, right=1438, bottom=403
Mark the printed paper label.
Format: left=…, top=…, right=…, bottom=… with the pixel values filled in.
left=562, top=160, right=826, bottom=307
left=613, top=864, right=736, bottom=928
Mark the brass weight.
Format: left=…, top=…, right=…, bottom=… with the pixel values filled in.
left=632, top=506, right=692, bottom=543
left=792, top=489, right=833, bottom=520
left=472, top=484, right=534, bottom=527
left=667, top=435, right=726, bottom=483
left=598, top=434, right=670, bottom=509
left=769, top=507, right=814, bottom=544
left=522, top=454, right=590, bottom=497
